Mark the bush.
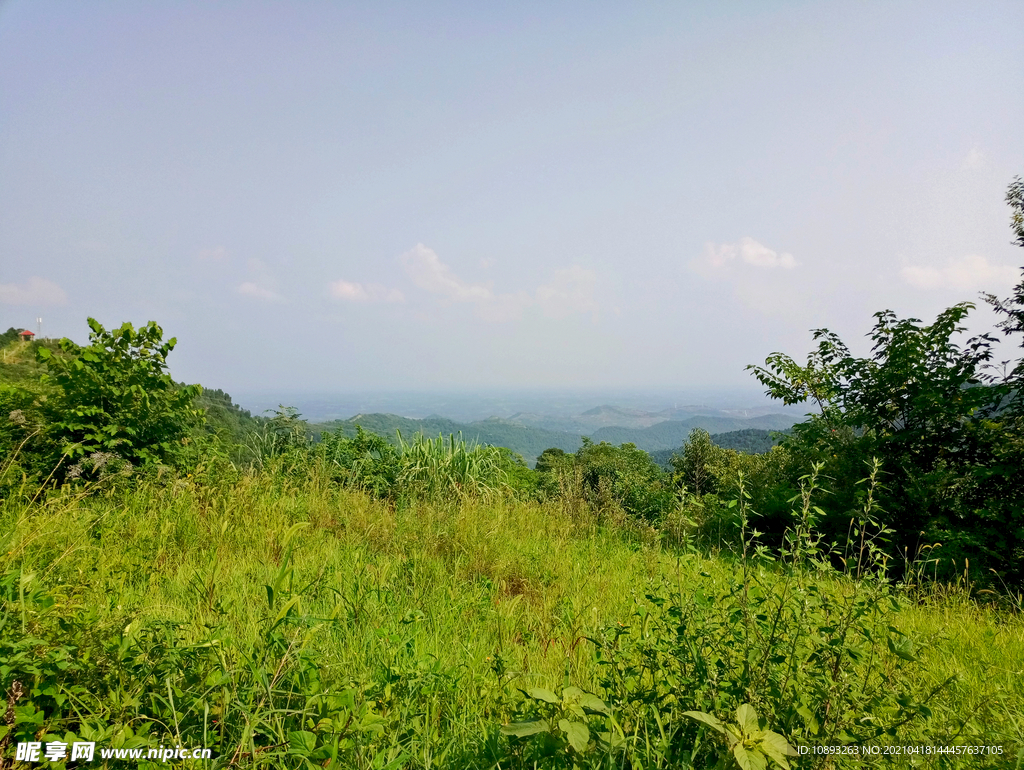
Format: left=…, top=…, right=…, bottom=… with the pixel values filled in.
left=397, top=431, right=511, bottom=501
left=37, top=318, right=203, bottom=473
left=0, top=385, right=52, bottom=492
left=563, top=439, right=676, bottom=523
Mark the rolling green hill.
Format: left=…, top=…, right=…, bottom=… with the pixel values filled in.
left=317, top=414, right=582, bottom=464
left=318, top=413, right=799, bottom=466
left=589, top=414, right=796, bottom=450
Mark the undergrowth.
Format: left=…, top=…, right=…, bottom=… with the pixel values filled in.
left=1, top=462, right=1022, bottom=769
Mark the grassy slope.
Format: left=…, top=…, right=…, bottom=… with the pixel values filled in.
left=3, top=468, right=1021, bottom=767
left=0, top=339, right=51, bottom=391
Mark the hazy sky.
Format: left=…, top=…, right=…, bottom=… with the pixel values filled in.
left=2, top=1, right=1022, bottom=397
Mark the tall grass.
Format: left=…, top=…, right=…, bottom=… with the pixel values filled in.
left=1, top=463, right=1022, bottom=768
left=396, top=431, right=509, bottom=501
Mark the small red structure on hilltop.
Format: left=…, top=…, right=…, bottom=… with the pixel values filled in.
left=19, top=330, right=35, bottom=340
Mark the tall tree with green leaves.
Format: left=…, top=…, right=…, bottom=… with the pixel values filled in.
left=984, top=175, right=1024, bottom=408
left=672, top=428, right=727, bottom=497
left=746, top=177, right=1024, bottom=585
left=37, top=318, right=203, bottom=468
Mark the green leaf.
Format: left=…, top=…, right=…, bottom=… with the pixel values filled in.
left=527, top=687, right=559, bottom=704
left=288, top=730, right=317, bottom=755
left=736, top=703, right=760, bottom=736
left=733, top=744, right=767, bottom=770
left=500, top=721, right=548, bottom=738
left=760, top=731, right=799, bottom=769
left=578, top=693, right=610, bottom=714
left=887, top=634, right=917, bottom=661
left=558, top=719, right=590, bottom=753
left=683, top=710, right=726, bottom=735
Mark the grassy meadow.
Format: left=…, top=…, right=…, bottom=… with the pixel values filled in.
left=3, top=455, right=1023, bottom=769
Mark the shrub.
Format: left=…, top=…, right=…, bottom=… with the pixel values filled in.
left=37, top=318, right=203, bottom=472
left=397, top=431, right=510, bottom=501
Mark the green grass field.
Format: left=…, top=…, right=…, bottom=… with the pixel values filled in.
left=3, top=460, right=1022, bottom=769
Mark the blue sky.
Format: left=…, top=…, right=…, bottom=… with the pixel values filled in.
left=1, top=1, right=1022, bottom=396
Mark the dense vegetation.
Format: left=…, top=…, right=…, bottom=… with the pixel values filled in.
left=1, top=181, right=1023, bottom=768
left=649, top=428, right=787, bottom=469
left=320, top=413, right=795, bottom=467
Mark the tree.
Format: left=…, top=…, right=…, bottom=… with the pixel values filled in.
left=37, top=318, right=203, bottom=468
left=744, top=178, right=1024, bottom=584
left=573, top=438, right=675, bottom=522
left=671, top=428, right=727, bottom=497
left=535, top=447, right=569, bottom=474
left=984, top=175, right=1024, bottom=406
left=0, top=327, right=26, bottom=348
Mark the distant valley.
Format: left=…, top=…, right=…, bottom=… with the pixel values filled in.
left=317, top=405, right=799, bottom=466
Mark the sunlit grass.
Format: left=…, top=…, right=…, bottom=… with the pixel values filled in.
left=3, top=466, right=1023, bottom=767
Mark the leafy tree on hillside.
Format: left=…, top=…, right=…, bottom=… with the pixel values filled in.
left=747, top=304, right=1013, bottom=573
left=0, top=327, right=26, bottom=349
left=746, top=178, right=1024, bottom=584
left=984, top=176, right=1024, bottom=409
left=535, top=447, right=569, bottom=473
left=671, top=428, right=726, bottom=497
left=572, top=438, right=675, bottom=522
left=37, top=318, right=203, bottom=470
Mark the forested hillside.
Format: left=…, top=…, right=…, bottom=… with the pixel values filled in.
left=319, top=412, right=797, bottom=466
left=588, top=414, right=795, bottom=450
left=319, top=413, right=581, bottom=464
left=197, top=386, right=263, bottom=442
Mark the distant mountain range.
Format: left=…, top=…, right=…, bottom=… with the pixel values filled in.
left=317, top=408, right=800, bottom=466
left=507, top=403, right=798, bottom=433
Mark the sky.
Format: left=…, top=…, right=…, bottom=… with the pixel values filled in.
left=1, top=1, right=1023, bottom=403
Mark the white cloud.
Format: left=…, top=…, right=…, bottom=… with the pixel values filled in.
left=398, top=243, right=597, bottom=322
left=702, top=237, right=797, bottom=271
left=237, top=282, right=283, bottom=302
left=900, top=254, right=1019, bottom=291
left=535, top=265, right=598, bottom=319
left=236, top=259, right=284, bottom=302
left=400, top=243, right=493, bottom=302
left=328, top=279, right=404, bottom=303
left=0, top=276, right=68, bottom=306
